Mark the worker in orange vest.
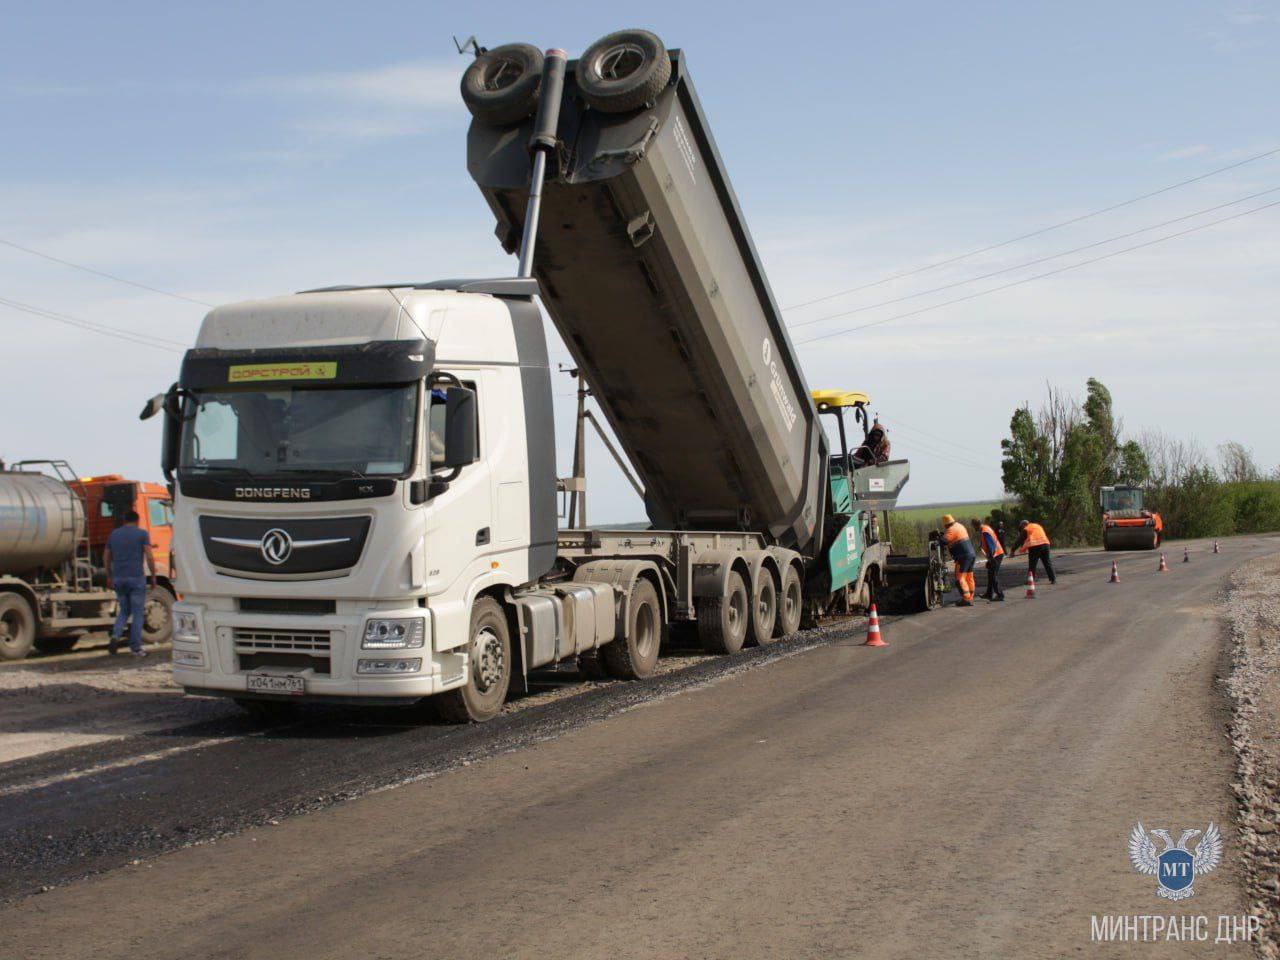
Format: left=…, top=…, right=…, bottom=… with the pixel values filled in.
left=940, top=514, right=976, bottom=607
left=970, top=517, right=1005, bottom=601
left=1011, top=519, right=1056, bottom=584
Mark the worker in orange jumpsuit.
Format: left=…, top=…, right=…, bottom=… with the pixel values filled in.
left=1011, top=519, right=1056, bottom=584
left=940, top=514, right=976, bottom=607
left=970, top=517, right=1005, bottom=601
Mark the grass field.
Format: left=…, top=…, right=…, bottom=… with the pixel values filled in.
left=887, top=500, right=1012, bottom=555
left=891, top=500, right=1009, bottom=525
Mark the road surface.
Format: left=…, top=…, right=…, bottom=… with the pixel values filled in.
left=1, top=536, right=1274, bottom=958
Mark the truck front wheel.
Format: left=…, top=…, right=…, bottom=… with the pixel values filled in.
left=143, top=586, right=174, bottom=645
left=697, top=570, right=749, bottom=655
left=436, top=597, right=512, bottom=723
left=0, top=594, right=36, bottom=661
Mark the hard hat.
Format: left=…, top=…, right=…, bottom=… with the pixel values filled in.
left=942, top=514, right=955, bottom=525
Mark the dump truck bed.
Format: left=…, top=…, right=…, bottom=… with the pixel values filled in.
left=467, top=51, right=826, bottom=555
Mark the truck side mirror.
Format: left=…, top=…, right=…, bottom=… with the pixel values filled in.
left=151, top=384, right=183, bottom=483
left=139, top=394, right=165, bottom=421
left=442, top=387, right=478, bottom=468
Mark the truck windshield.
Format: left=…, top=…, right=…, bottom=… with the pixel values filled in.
left=179, top=383, right=418, bottom=478
left=1102, top=488, right=1144, bottom=512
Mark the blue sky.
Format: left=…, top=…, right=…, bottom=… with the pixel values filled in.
left=1, top=1, right=1277, bottom=520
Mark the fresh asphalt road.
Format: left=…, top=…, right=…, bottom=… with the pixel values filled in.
left=1, top=536, right=1274, bottom=959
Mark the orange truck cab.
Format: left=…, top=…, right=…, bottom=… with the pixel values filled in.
left=70, top=475, right=177, bottom=641
left=1100, top=484, right=1162, bottom=551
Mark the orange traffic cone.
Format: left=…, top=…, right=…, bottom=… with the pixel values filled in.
left=1025, top=570, right=1037, bottom=598
left=864, top=604, right=886, bottom=647
left=1158, top=553, right=1169, bottom=572
left=1183, top=546, right=1190, bottom=563
left=1213, top=541, right=1221, bottom=554
left=1109, top=561, right=1120, bottom=583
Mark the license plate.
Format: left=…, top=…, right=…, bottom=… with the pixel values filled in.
left=246, top=674, right=305, bottom=696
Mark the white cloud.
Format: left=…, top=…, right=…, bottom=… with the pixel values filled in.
left=1227, top=10, right=1272, bottom=25
left=241, top=60, right=464, bottom=140
left=1158, top=144, right=1211, bottom=161
left=247, top=61, right=459, bottom=108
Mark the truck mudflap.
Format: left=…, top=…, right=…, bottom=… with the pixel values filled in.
left=467, top=44, right=827, bottom=554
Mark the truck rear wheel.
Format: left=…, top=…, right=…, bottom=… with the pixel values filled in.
left=143, top=586, right=174, bottom=644
left=460, top=43, right=544, bottom=125
left=697, top=570, right=749, bottom=655
left=577, top=29, right=672, bottom=113
left=436, top=597, right=512, bottom=723
left=0, top=594, right=36, bottom=661
left=773, top=564, right=803, bottom=638
left=747, top=572, right=778, bottom=646
left=602, top=579, right=662, bottom=679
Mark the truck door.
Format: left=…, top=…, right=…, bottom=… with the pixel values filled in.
left=144, top=497, right=175, bottom=580
left=423, top=375, right=495, bottom=600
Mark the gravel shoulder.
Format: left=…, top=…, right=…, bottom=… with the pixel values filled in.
left=1224, top=556, right=1280, bottom=958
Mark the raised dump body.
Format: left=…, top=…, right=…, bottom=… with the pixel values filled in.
left=467, top=50, right=826, bottom=555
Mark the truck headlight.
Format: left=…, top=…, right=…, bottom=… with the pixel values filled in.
left=173, top=611, right=201, bottom=644
left=362, top=617, right=425, bottom=649
left=357, top=658, right=423, bottom=675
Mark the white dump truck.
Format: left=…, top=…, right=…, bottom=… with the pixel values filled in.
left=153, top=31, right=924, bottom=721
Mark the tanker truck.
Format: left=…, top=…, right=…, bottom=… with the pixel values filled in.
left=153, top=31, right=932, bottom=722
left=0, top=461, right=178, bottom=659
left=0, top=461, right=118, bottom=659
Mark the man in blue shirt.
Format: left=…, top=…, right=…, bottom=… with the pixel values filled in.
left=103, top=510, right=157, bottom=657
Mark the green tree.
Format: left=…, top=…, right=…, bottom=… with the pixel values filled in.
left=1000, top=378, right=1125, bottom=544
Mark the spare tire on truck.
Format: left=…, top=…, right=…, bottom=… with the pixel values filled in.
left=460, top=43, right=544, bottom=125
left=576, top=29, right=672, bottom=113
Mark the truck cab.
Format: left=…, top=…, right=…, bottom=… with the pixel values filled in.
left=163, top=280, right=553, bottom=716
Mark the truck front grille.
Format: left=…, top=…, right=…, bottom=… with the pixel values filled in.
left=232, top=628, right=331, bottom=653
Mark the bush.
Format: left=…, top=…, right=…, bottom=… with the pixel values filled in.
left=1224, top=481, right=1280, bottom=534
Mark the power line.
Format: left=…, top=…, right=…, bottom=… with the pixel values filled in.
left=887, top=418, right=996, bottom=462
left=0, top=237, right=213, bottom=307
left=795, top=197, right=1280, bottom=347
left=0, top=296, right=186, bottom=353
left=789, top=184, right=1280, bottom=331
left=783, top=145, right=1280, bottom=312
